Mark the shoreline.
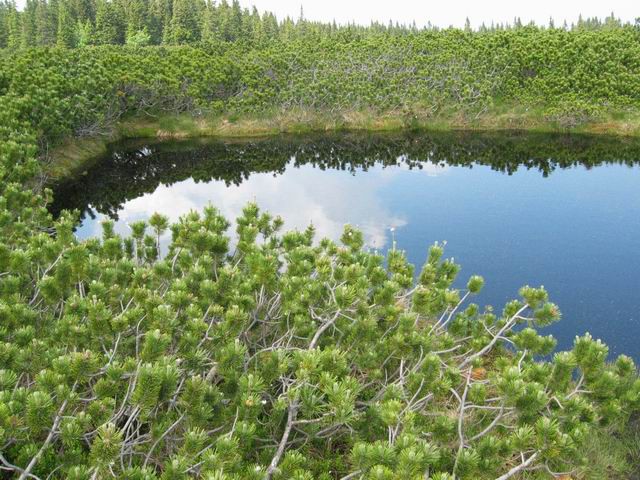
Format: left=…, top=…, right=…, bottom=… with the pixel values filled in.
left=45, top=110, right=640, bottom=181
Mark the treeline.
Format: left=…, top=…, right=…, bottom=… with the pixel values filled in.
left=0, top=0, right=282, bottom=47
left=0, top=0, right=638, bottom=49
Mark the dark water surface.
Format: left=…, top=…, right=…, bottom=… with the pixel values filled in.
left=51, top=131, right=640, bottom=360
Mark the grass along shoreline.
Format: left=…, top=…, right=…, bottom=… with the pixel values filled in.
left=45, top=108, right=640, bottom=181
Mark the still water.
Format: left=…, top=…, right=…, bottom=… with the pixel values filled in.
left=51, top=132, right=640, bottom=360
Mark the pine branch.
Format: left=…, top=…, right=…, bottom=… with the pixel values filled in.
left=460, top=304, right=529, bottom=367
left=495, top=452, right=539, bottom=480
left=18, top=399, right=69, bottom=480
left=0, top=452, right=42, bottom=480
left=266, top=400, right=299, bottom=479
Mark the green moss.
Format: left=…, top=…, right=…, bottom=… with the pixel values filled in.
left=45, top=136, right=110, bottom=181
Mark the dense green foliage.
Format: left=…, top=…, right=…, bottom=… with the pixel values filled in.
left=1, top=5, right=640, bottom=479
left=1, top=185, right=640, bottom=479
left=1, top=19, right=640, bottom=154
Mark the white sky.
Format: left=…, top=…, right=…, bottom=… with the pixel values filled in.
left=238, top=0, right=638, bottom=29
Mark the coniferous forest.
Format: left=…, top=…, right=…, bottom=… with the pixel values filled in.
left=0, top=0, right=637, bottom=48
left=0, top=1, right=640, bottom=479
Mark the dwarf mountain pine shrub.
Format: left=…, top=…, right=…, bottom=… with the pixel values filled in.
left=0, top=200, right=638, bottom=479
left=0, top=23, right=639, bottom=480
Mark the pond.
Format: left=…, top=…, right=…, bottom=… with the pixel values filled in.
left=50, top=131, right=640, bottom=360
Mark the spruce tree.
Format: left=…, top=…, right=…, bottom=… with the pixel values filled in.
left=125, top=25, right=150, bottom=45
left=262, top=11, right=277, bottom=40
left=34, top=0, right=56, bottom=45
left=228, top=0, right=241, bottom=40
left=21, top=0, right=38, bottom=46
left=94, top=0, right=124, bottom=44
left=5, top=1, right=21, bottom=48
left=71, top=0, right=94, bottom=23
left=146, top=0, right=168, bottom=44
left=56, top=0, right=75, bottom=46
left=167, top=0, right=199, bottom=44
left=122, top=0, right=148, bottom=41
left=201, top=1, right=220, bottom=42
left=216, top=0, right=233, bottom=41
left=240, top=4, right=253, bottom=40
left=0, top=0, right=10, bottom=47
left=75, top=17, right=93, bottom=45
left=249, top=5, right=262, bottom=43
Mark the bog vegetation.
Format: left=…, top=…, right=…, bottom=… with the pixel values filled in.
left=0, top=6, right=639, bottom=150
left=0, top=2, right=640, bottom=479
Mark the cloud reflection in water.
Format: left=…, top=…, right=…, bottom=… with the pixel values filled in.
left=77, top=161, right=449, bottom=251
